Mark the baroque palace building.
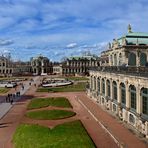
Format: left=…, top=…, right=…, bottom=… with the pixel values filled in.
left=31, top=55, right=53, bottom=75
left=87, top=25, right=148, bottom=138
left=62, top=55, right=100, bottom=76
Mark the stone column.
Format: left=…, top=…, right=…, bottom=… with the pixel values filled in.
left=96, top=77, right=98, bottom=95
left=124, top=51, right=128, bottom=65
left=100, top=78, right=102, bottom=95
left=136, top=85, right=142, bottom=115
left=89, top=76, right=92, bottom=90
left=136, top=50, right=140, bottom=66
left=117, top=81, right=121, bottom=116
left=41, top=68, right=44, bottom=74
left=117, top=81, right=121, bottom=105
left=110, top=80, right=113, bottom=101
left=125, top=83, right=130, bottom=109
left=36, top=68, right=39, bottom=75
left=105, top=79, right=108, bottom=97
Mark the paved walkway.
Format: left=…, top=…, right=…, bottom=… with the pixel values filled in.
left=77, top=92, right=148, bottom=148
left=0, top=76, right=39, bottom=119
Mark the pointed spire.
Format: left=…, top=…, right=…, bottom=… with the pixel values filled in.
left=128, top=24, right=132, bottom=33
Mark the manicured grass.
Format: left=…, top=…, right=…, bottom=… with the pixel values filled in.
left=13, top=120, right=96, bottom=148
left=66, top=76, right=89, bottom=81
left=0, top=76, right=28, bottom=81
left=0, top=87, right=10, bottom=93
left=26, top=110, right=76, bottom=120
left=27, top=97, right=72, bottom=110
left=37, top=82, right=86, bottom=92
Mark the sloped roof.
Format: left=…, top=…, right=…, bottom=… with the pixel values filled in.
left=68, top=55, right=98, bottom=61
left=117, top=31, right=148, bottom=45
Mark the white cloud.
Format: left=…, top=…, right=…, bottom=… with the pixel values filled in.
left=66, top=43, right=77, bottom=48
left=0, top=39, right=14, bottom=46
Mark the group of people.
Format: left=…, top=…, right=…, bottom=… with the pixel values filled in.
left=5, top=78, right=36, bottom=105
left=6, top=92, right=20, bottom=104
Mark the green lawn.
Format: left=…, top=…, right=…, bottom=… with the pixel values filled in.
left=66, top=76, right=89, bottom=81
left=27, top=97, right=72, bottom=110
left=37, top=82, right=86, bottom=92
left=13, top=120, right=96, bottom=148
left=0, top=87, right=10, bottom=93
left=26, top=110, right=76, bottom=120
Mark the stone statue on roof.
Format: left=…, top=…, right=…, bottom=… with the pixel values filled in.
left=108, top=42, right=111, bottom=49
left=128, top=24, right=132, bottom=33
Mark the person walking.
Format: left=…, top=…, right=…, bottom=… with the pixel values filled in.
left=10, top=98, right=13, bottom=105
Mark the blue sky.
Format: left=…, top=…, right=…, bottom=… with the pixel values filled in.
left=0, top=0, right=148, bottom=61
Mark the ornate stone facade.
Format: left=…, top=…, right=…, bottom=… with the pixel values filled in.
left=62, top=55, right=100, bottom=76
left=31, top=55, right=52, bottom=75
left=101, top=25, right=148, bottom=66
left=87, top=26, right=148, bottom=138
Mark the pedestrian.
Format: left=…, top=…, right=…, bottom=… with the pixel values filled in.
left=34, top=83, right=36, bottom=87
left=10, top=98, right=13, bottom=104
left=22, top=85, right=24, bottom=90
left=13, top=94, right=15, bottom=99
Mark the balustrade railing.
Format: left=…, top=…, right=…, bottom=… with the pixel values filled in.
left=89, top=66, right=148, bottom=77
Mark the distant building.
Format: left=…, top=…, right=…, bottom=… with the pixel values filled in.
left=52, top=63, right=63, bottom=75
left=31, top=55, right=52, bottom=75
left=12, top=61, right=32, bottom=76
left=0, top=56, right=13, bottom=77
left=62, top=55, right=100, bottom=76
left=87, top=25, right=148, bottom=138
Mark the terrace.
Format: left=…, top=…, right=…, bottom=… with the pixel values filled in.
left=89, top=66, right=148, bottom=77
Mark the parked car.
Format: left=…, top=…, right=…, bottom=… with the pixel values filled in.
left=0, top=82, right=17, bottom=88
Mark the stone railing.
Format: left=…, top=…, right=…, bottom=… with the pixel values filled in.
left=89, top=66, right=148, bottom=77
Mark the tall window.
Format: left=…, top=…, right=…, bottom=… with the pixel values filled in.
left=98, top=78, right=100, bottom=94
left=128, top=52, right=136, bottom=66
left=114, top=54, right=117, bottom=66
left=119, top=53, right=122, bottom=66
left=107, top=80, right=110, bottom=97
left=102, top=78, right=105, bottom=95
left=140, top=53, right=147, bottom=66
left=141, top=88, right=148, bottom=115
left=120, top=83, right=126, bottom=105
left=113, top=81, right=117, bottom=101
left=130, top=85, right=136, bottom=110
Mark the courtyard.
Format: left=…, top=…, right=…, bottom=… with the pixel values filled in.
left=0, top=76, right=147, bottom=148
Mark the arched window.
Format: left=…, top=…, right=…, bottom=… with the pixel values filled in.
left=113, top=81, right=117, bottom=101
left=97, top=78, right=100, bottom=93
left=114, top=54, right=117, bottom=66
left=129, top=85, right=136, bottom=110
left=119, top=53, right=122, bottom=66
left=141, top=88, right=148, bottom=115
left=120, top=83, right=126, bottom=105
left=128, top=53, right=136, bottom=66
left=140, top=52, right=147, bottom=66
left=107, top=80, right=110, bottom=97
left=102, top=78, right=105, bottom=95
